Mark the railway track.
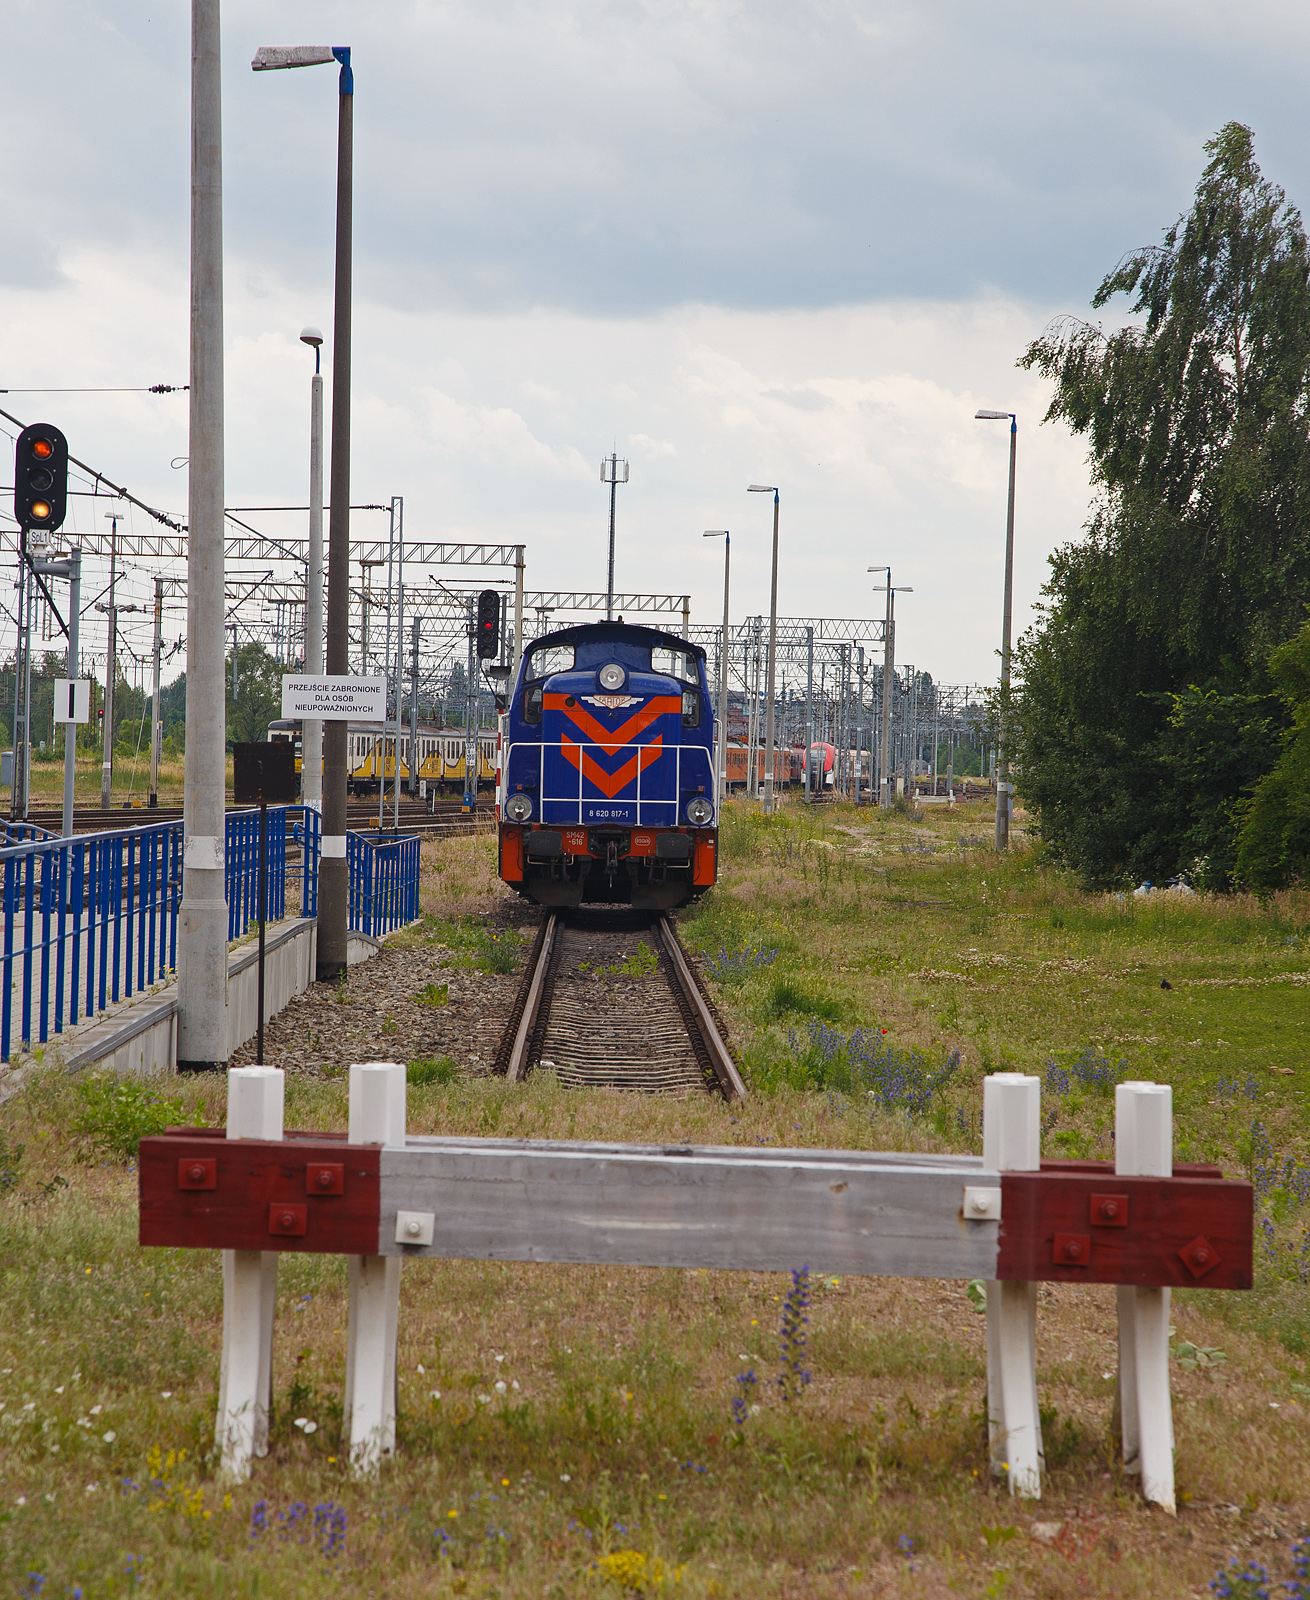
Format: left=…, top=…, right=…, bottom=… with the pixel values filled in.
left=494, top=909, right=745, bottom=1100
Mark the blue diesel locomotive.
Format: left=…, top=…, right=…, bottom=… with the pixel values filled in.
left=497, top=621, right=718, bottom=910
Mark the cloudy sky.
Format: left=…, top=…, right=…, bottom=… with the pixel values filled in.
left=3, top=0, right=1309, bottom=691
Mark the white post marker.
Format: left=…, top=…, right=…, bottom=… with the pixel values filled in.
left=345, top=1061, right=407, bottom=1475
left=215, top=1066, right=284, bottom=1481
left=1115, top=1081, right=1176, bottom=1513
left=52, top=679, right=92, bottom=723
left=983, top=1072, right=1044, bottom=1498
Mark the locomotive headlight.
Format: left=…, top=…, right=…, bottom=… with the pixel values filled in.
left=598, top=663, right=626, bottom=690
left=686, top=796, right=714, bottom=826
left=505, top=792, right=533, bottom=822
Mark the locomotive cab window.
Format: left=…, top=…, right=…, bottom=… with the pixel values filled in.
left=681, top=689, right=701, bottom=727
left=523, top=683, right=544, bottom=724
left=651, top=646, right=699, bottom=685
left=526, top=644, right=575, bottom=680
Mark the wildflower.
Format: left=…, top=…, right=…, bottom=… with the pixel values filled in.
left=102, top=1431, right=116, bottom=1443
left=778, top=1266, right=812, bottom=1403
left=560, top=1473, right=571, bottom=1483
left=1209, top=1558, right=1272, bottom=1598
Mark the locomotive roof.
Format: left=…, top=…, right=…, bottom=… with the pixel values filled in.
left=527, top=620, right=706, bottom=659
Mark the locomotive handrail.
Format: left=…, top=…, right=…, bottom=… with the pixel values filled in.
left=502, top=740, right=716, bottom=828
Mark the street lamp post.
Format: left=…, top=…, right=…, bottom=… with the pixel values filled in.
left=253, top=43, right=354, bottom=979
left=747, top=486, right=780, bottom=814
left=300, top=325, right=325, bottom=814
left=703, top=531, right=730, bottom=803
left=976, top=409, right=1017, bottom=850
left=601, top=454, right=629, bottom=620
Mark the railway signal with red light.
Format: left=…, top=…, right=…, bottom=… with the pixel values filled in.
left=475, top=589, right=501, bottom=659
left=13, top=424, right=68, bottom=533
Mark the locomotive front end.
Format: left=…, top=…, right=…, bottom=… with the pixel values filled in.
left=498, top=622, right=717, bottom=909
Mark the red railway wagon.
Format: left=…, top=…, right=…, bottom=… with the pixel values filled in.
left=722, top=744, right=804, bottom=790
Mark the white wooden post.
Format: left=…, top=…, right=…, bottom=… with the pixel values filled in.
left=1115, top=1081, right=1175, bottom=1514
left=215, top=1066, right=284, bottom=1481
left=983, top=1072, right=1043, bottom=1499
left=345, top=1061, right=406, bottom=1475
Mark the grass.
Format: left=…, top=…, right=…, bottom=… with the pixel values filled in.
left=2, top=796, right=1310, bottom=1595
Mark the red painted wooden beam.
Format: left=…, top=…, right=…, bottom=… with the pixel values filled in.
left=997, top=1171, right=1253, bottom=1290
left=139, top=1134, right=381, bottom=1254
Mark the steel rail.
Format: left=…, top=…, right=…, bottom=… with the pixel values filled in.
left=654, top=914, right=747, bottom=1100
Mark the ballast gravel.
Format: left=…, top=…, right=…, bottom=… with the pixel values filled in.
left=228, top=939, right=523, bottom=1079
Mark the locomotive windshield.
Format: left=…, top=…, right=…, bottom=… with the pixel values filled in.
left=650, top=646, right=699, bottom=684
left=524, top=637, right=701, bottom=684
left=525, top=644, right=576, bottom=679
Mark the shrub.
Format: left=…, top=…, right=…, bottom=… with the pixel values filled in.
left=72, top=1072, right=187, bottom=1160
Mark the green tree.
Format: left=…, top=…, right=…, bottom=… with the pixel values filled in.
left=1015, top=123, right=1310, bottom=886
left=226, top=642, right=283, bottom=747
left=1235, top=620, right=1310, bottom=889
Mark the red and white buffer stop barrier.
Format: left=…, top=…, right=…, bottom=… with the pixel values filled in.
left=141, top=1068, right=1252, bottom=1497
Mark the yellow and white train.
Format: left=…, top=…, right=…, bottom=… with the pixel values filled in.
left=267, top=719, right=498, bottom=797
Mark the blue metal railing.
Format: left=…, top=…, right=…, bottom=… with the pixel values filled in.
left=0, top=820, right=58, bottom=846
left=0, top=805, right=322, bottom=1062
left=348, top=831, right=421, bottom=938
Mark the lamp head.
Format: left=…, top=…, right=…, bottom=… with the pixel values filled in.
left=974, top=409, right=1012, bottom=420
left=300, top=326, right=323, bottom=347
left=251, top=45, right=335, bottom=70
left=747, top=484, right=776, bottom=493
left=703, top=530, right=727, bottom=538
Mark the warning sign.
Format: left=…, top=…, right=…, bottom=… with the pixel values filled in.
left=281, top=675, right=386, bottom=722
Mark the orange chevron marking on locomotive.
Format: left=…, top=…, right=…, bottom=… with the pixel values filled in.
left=561, top=737, right=667, bottom=799
left=545, top=693, right=681, bottom=746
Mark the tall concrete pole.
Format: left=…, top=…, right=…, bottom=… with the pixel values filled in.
left=149, top=574, right=162, bottom=807
left=408, top=615, right=419, bottom=797
left=302, top=334, right=324, bottom=812
left=995, top=417, right=1017, bottom=851
left=177, top=0, right=230, bottom=1072
left=318, top=50, right=354, bottom=981
left=717, top=536, right=730, bottom=804
left=8, top=533, right=25, bottom=822
left=62, top=550, right=81, bottom=836
left=606, top=456, right=617, bottom=621
left=804, top=625, right=813, bottom=805
left=762, top=489, right=780, bottom=815
left=881, top=581, right=894, bottom=808
left=100, top=514, right=119, bottom=809
left=511, top=546, right=524, bottom=681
